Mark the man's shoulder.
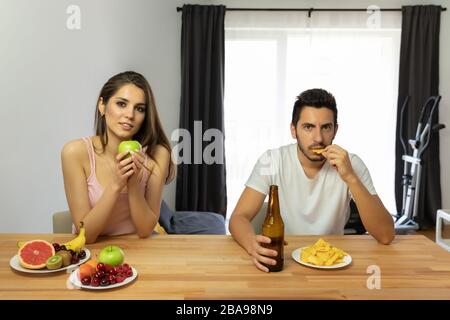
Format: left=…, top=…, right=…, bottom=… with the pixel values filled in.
left=263, top=143, right=296, bottom=159
left=348, top=152, right=363, bottom=163
left=252, top=144, right=296, bottom=176
left=348, top=153, right=370, bottom=170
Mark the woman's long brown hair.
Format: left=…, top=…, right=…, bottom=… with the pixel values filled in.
left=94, top=71, right=175, bottom=183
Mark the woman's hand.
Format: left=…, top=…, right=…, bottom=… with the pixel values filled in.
left=111, top=151, right=135, bottom=191
left=127, top=150, right=147, bottom=189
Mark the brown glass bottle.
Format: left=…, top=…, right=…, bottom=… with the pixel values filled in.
left=261, top=185, right=284, bottom=272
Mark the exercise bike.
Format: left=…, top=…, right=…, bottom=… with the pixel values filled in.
left=394, top=95, right=445, bottom=233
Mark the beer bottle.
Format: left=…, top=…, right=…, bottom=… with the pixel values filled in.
left=261, top=185, right=284, bottom=272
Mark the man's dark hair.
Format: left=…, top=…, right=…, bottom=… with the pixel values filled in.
left=291, top=88, right=337, bottom=126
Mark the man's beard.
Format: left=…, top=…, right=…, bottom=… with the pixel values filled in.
left=294, top=128, right=335, bottom=162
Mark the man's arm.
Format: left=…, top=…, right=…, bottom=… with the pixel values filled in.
left=323, top=145, right=395, bottom=244
left=229, top=187, right=280, bottom=272
left=346, top=178, right=395, bottom=244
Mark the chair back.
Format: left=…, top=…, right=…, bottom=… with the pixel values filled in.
left=52, top=210, right=73, bottom=233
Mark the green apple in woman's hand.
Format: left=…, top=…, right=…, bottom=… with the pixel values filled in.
left=118, top=140, right=141, bottom=157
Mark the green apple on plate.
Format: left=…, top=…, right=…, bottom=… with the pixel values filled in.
left=98, top=245, right=125, bottom=267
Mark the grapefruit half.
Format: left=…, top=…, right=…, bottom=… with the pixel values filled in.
left=18, top=240, right=55, bottom=269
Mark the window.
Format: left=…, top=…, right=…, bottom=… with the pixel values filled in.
left=224, top=11, right=401, bottom=222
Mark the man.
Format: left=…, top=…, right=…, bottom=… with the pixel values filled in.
left=229, top=88, right=395, bottom=272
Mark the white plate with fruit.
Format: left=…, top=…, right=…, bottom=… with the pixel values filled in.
left=69, top=262, right=137, bottom=290
left=9, top=222, right=89, bottom=273
left=10, top=240, right=90, bottom=274
left=69, top=245, right=137, bottom=289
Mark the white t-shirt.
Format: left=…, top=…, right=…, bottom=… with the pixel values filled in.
left=245, top=143, right=377, bottom=235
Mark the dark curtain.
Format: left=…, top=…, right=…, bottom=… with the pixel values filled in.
left=395, top=5, right=441, bottom=228
left=176, top=5, right=227, bottom=217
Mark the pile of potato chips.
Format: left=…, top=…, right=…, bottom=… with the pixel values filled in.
left=300, top=238, right=348, bottom=266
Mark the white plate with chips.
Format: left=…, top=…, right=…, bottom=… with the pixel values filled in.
left=292, top=247, right=352, bottom=269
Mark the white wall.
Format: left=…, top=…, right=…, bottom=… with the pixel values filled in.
left=0, top=0, right=206, bottom=232
left=1, top=0, right=448, bottom=232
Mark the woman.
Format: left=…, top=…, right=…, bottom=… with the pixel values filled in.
left=61, top=71, right=175, bottom=243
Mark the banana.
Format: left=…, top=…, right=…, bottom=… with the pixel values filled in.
left=17, top=241, right=26, bottom=248
left=63, top=222, right=86, bottom=253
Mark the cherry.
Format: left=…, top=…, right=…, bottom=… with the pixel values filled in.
left=78, top=250, right=86, bottom=260
left=108, top=274, right=116, bottom=284
left=115, top=275, right=125, bottom=283
left=126, top=269, right=133, bottom=278
left=59, top=245, right=66, bottom=251
left=95, top=270, right=105, bottom=278
left=52, top=243, right=61, bottom=251
left=110, top=267, right=119, bottom=276
left=71, top=256, right=80, bottom=264
left=81, top=276, right=91, bottom=285
left=100, top=278, right=110, bottom=286
left=97, top=263, right=106, bottom=272
left=104, top=264, right=113, bottom=274
left=90, top=277, right=100, bottom=287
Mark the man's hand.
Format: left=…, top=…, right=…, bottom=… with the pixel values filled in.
left=322, top=144, right=357, bottom=183
left=249, top=235, right=278, bottom=272
left=248, top=235, right=289, bottom=272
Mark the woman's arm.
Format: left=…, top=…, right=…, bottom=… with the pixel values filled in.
left=127, top=145, right=171, bottom=238
left=61, top=140, right=133, bottom=243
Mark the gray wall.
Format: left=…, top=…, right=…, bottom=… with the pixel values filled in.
left=1, top=0, right=449, bottom=232
left=0, top=0, right=205, bottom=232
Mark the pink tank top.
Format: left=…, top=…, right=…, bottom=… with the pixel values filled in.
left=82, top=137, right=148, bottom=236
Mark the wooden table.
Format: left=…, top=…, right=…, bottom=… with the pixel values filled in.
left=1, top=234, right=450, bottom=300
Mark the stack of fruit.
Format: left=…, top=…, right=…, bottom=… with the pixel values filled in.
left=47, top=243, right=87, bottom=269
left=17, top=222, right=87, bottom=270
left=79, top=260, right=134, bottom=287
left=78, top=245, right=133, bottom=287
left=47, top=222, right=87, bottom=269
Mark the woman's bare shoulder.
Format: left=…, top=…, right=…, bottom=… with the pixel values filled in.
left=153, top=144, right=171, bottom=160
left=61, top=138, right=90, bottom=162
left=145, top=145, right=169, bottom=172
left=149, top=144, right=170, bottom=167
